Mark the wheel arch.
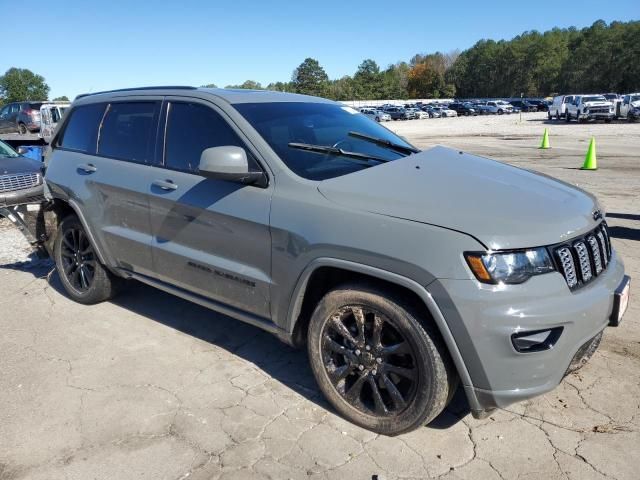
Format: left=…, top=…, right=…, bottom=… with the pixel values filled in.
left=285, top=258, right=477, bottom=407
left=45, top=197, right=109, bottom=265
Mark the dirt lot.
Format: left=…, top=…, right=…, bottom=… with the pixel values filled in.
left=1, top=112, right=638, bottom=480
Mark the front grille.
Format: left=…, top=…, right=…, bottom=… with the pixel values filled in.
left=588, top=107, right=610, bottom=114
left=554, top=223, right=612, bottom=290
left=0, top=172, right=40, bottom=193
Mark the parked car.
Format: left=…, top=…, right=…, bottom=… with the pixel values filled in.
left=39, top=102, right=71, bottom=143
left=485, top=100, right=514, bottom=115
left=360, top=108, right=391, bottom=122
left=385, top=106, right=412, bottom=120
left=0, top=139, right=44, bottom=208
left=602, top=93, right=619, bottom=102
left=0, top=101, right=46, bottom=134
left=565, top=95, right=614, bottom=123
left=406, top=108, right=428, bottom=119
left=526, top=99, right=549, bottom=112
left=448, top=102, right=477, bottom=116
left=472, top=103, right=494, bottom=115
left=549, top=95, right=575, bottom=119
left=615, top=93, right=640, bottom=121
left=435, top=106, right=457, bottom=117
left=509, top=100, right=537, bottom=112
left=43, top=86, right=629, bottom=436
left=422, top=106, right=441, bottom=118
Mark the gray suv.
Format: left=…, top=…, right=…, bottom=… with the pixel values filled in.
left=43, top=87, right=630, bottom=436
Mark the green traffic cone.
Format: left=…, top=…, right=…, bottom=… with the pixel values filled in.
left=581, top=137, right=597, bottom=170
left=539, top=128, right=550, bottom=149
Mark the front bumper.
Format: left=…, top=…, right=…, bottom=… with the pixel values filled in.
left=429, top=252, right=626, bottom=415
left=580, top=112, right=615, bottom=120
left=0, top=183, right=45, bottom=208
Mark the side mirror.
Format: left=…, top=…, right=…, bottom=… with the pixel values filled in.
left=198, top=146, right=265, bottom=185
left=17, top=146, right=29, bottom=155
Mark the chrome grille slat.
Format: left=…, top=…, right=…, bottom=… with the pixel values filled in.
left=554, top=223, right=612, bottom=290
left=0, top=172, right=40, bottom=193
left=557, top=247, right=578, bottom=288
left=574, top=241, right=592, bottom=282
left=587, top=236, right=603, bottom=274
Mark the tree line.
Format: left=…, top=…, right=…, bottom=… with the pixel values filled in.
left=1, top=20, right=638, bottom=105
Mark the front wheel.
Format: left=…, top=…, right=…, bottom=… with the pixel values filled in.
left=54, top=216, right=122, bottom=304
left=307, top=284, right=456, bottom=436
left=18, top=123, right=28, bottom=135
left=565, top=112, right=571, bottom=123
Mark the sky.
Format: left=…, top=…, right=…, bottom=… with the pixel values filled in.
left=1, top=0, right=638, bottom=99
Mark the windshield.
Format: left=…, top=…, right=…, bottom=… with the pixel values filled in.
left=583, top=96, right=607, bottom=103
left=630, top=95, right=640, bottom=102
left=0, top=140, right=19, bottom=158
left=234, top=102, right=415, bottom=180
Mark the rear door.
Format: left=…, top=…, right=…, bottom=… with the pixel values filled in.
left=48, top=99, right=159, bottom=274
left=146, top=97, right=273, bottom=319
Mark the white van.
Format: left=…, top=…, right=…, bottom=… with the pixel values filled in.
left=549, top=95, right=575, bottom=120
left=39, top=102, right=70, bottom=143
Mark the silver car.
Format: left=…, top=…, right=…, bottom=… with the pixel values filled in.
left=43, top=87, right=630, bottom=436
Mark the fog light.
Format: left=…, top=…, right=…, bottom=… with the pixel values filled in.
left=511, top=327, right=563, bottom=353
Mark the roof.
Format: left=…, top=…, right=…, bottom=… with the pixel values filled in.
left=74, top=86, right=333, bottom=105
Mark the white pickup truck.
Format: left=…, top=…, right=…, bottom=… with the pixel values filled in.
left=565, top=95, right=614, bottom=123
left=616, top=93, right=640, bottom=121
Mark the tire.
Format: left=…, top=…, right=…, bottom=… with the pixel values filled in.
left=375, top=117, right=380, bottom=122
left=54, top=215, right=121, bottom=305
left=547, top=112, right=552, bottom=120
left=556, top=112, right=560, bottom=120
left=604, top=118, right=612, bottom=123
left=307, top=284, right=457, bottom=436
left=18, top=123, right=28, bottom=135
left=565, top=112, right=571, bottom=123
left=498, top=109, right=503, bottom=115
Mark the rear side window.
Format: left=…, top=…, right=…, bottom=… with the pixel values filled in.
left=98, top=102, right=160, bottom=163
left=164, top=102, right=251, bottom=173
left=58, top=103, right=106, bottom=153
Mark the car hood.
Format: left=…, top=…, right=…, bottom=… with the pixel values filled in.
left=584, top=101, right=611, bottom=107
left=630, top=100, right=640, bottom=108
left=318, top=146, right=600, bottom=250
left=0, top=156, right=41, bottom=175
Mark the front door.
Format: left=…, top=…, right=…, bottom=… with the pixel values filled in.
left=146, top=98, right=273, bottom=319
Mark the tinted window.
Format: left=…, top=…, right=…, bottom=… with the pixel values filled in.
left=98, top=102, right=159, bottom=163
left=235, top=102, right=414, bottom=181
left=58, top=103, right=106, bottom=153
left=164, top=102, right=250, bottom=173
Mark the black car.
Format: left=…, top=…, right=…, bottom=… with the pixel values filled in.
left=526, top=99, right=549, bottom=112
left=0, top=101, right=44, bottom=134
left=509, top=100, right=537, bottom=112
left=0, top=140, right=44, bottom=208
left=448, top=102, right=477, bottom=116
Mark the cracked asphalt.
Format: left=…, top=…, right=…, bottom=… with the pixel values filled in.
left=1, top=113, right=638, bottom=479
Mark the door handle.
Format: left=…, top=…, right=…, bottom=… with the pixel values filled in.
left=152, top=179, right=178, bottom=191
left=77, top=163, right=97, bottom=173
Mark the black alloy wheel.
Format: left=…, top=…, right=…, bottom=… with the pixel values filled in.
left=60, top=227, right=97, bottom=292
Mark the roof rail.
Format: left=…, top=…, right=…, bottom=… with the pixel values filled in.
left=75, top=86, right=197, bottom=100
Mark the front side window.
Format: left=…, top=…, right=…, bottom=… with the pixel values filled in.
left=98, top=102, right=160, bottom=163
left=235, top=102, right=415, bottom=181
left=164, top=102, right=254, bottom=173
left=58, top=103, right=106, bottom=153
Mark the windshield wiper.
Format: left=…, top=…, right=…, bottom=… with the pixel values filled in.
left=288, top=142, right=389, bottom=164
left=348, top=131, right=420, bottom=155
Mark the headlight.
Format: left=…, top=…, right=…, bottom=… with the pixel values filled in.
left=465, top=248, right=555, bottom=284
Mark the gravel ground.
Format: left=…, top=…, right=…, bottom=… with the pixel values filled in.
left=0, top=112, right=638, bottom=480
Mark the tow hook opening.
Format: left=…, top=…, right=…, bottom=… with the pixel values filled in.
left=511, top=327, right=564, bottom=353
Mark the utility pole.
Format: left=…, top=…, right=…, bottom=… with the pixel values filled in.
left=520, top=92, right=524, bottom=124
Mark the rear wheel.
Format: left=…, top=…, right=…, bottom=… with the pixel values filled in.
left=307, top=284, right=456, bottom=435
left=18, top=123, right=28, bottom=135
left=54, top=216, right=121, bottom=304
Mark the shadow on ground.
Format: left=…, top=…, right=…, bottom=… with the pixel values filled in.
left=0, top=255, right=469, bottom=431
